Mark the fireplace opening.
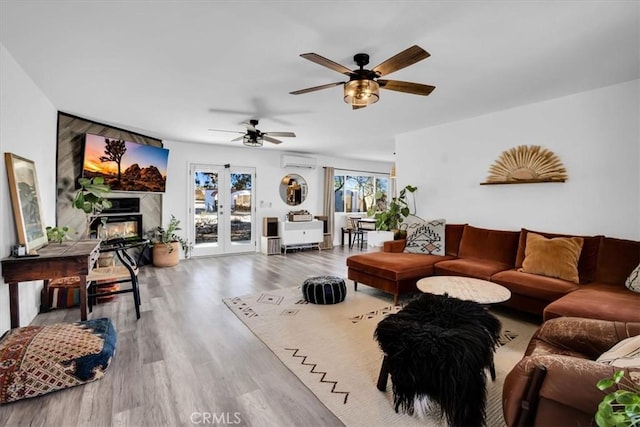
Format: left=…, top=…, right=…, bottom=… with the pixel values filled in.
left=91, top=214, right=143, bottom=241
left=89, top=197, right=143, bottom=241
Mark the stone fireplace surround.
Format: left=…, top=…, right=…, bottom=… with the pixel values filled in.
left=55, top=112, right=162, bottom=238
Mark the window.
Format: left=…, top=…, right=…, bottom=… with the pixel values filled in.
left=334, top=171, right=389, bottom=214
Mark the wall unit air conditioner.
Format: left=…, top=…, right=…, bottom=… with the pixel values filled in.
left=281, top=154, right=317, bottom=169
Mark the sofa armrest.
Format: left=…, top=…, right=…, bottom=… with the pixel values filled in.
left=383, top=239, right=406, bottom=253
left=528, top=317, right=640, bottom=358
left=503, top=354, right=635, bottom=426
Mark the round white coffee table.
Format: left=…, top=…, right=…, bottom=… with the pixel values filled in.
left=416, top=276, right=511, bottom=305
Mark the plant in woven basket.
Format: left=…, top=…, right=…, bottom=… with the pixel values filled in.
left=595, top=370, right=640, bottom=427
left=152, top=215, right=190, bottom=254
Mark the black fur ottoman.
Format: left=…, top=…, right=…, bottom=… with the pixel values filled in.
left=302, top=276, right=347, bottom=304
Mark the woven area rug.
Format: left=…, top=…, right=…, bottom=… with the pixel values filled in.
left=223, top=285, right=539, bottom=427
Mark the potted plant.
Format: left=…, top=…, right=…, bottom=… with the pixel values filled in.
left=368, top=184, right=417, bottom=239
left=595, top=370, right=640, bottom=427
left=46, top=225, right=75, bottom=244
left=151, top=215, right=190, bottom=267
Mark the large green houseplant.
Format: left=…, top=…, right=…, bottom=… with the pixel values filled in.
left=368, top=184, right=417, bottom=239
left=595, top=370, right=640, bottom=427
left=72, top=177, right=112, bottom=238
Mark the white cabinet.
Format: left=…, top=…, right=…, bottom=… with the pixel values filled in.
left=279, top=220, right=323, bottom=253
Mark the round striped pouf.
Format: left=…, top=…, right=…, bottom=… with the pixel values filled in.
left=302, top=276, right=347, bottom=304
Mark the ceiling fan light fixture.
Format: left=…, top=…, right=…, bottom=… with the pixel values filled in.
left=243, top=134, right=263, bottom=147
left=344, top=79, right=379, bottom=106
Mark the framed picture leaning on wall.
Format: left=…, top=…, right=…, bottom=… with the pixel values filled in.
left=5, top=153, right=48, bottom=253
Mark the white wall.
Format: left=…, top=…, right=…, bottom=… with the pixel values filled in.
left=396, top=80, right=640, bottom=240
left=162, top=140, right=392, bottom=251
left=0, top=44, right=58, bottom=334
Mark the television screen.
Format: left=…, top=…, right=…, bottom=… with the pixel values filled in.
left=82, top=133, right=169, bottom=192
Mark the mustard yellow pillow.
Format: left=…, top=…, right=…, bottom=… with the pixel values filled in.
left=520, top=232, right=584, bottom=283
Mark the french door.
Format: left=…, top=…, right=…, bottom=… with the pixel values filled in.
left=189, top=164, right=256, bottom=256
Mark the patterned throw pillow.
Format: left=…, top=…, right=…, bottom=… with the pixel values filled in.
left=403, top=218, right=446, bottom=256
left=626, top=264, right=640, bottom=293
left=596, top=334, right=640, bottom=368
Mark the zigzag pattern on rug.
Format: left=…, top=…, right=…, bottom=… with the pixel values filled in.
left=284, top=348, right=350, bottom=404
left=349, top=305, right=401, bottom=323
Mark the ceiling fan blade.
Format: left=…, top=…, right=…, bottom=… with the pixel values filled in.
left=208, top=129, right=244, bottom=134
left=264, top=132, right=296, bottom=138
left=263, top=136, right=283, bottom=144
left=300, top=53, right=353, bottom=76
left=372, top=45, right=430, bottom=77
left=378, top=79, right=436, bottom=96
left=230, top=136, right=244, bottom=142
left=290, top=81, right=345, bottom=95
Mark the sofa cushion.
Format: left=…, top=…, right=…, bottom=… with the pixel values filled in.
left=515, top=228, right=601, bottom=283
left=520, top=232, right=583, bottom=283
left=543, top=282, right=640, bottom=322
left=403, top=218, right=446, bottom=255
left=347, top=252, right=454, bottom=282
left=626, top=264, right=640, bottom=293
left=457, top=225, right=520, bottom=266
left=444, top=224, right=466, bottom=257
left=491, top=269, right=580, bottom=302
left=433, top=258, right=512, bottom=281
left=595, top=237, right=640, bottom=285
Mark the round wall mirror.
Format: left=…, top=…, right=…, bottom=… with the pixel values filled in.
left=280, top=174, right=308, bottom=206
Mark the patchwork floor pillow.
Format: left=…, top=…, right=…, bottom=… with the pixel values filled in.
left=0, top=318, right=117, bottom=404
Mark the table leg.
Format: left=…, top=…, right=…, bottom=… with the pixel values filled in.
left=9, top=282, right=19, bottom=328
left=79, top=275, right=88, bottom=321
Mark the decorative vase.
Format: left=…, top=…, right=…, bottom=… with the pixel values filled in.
left=393, top=229, right=407, bottom=240
left=152, top=242, right=180, bottom=267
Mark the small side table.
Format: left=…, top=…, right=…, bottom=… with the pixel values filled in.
left=417, top=276, right=511, bottom=305
left=1, top=240, right=101, bottom=328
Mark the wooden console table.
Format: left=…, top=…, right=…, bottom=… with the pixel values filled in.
left=1, top=240, right=101, bottom=328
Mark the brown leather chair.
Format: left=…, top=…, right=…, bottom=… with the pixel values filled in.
left=502, top=317, right=640, bottom=427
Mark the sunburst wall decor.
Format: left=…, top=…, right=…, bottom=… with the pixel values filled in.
left=481, top=145, right=568, bottom=185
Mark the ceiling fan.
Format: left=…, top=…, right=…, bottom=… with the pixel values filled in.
left=290, top=45, right=435, bottom=110
left=208, top=119, right=296, bottom=147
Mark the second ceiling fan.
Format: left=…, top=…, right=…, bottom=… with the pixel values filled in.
left=208, top=119, right=296, bottom=147
left=290, top=45, right=435, bottom=109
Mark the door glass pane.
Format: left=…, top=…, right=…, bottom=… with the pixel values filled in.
left=230, top=172, right=252, bottom=243
left=194, top=170, right=218, bottom=244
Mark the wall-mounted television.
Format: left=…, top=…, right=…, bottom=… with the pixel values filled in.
left=82, top=133, right=169, bottom=192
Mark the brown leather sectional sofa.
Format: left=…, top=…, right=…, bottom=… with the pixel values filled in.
left=346, top=224, right=640, bottom=322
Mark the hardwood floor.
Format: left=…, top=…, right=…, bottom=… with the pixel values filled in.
left=0, top=246, right=369, bottom=426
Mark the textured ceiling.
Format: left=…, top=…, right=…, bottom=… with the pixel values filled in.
left=1, top=1, right=638, bottom=162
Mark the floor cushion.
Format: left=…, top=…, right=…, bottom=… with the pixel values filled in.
left=302, top=276, right=347, bottom=304
left=0, top=318, right=117, bottom=404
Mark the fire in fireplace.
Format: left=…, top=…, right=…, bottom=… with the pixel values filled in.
left=91, top=214, right=143, bottom=241
left=89, top=197, right=143, bottom=241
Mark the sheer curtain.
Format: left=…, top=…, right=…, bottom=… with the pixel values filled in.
left=323, top=166, right=335, bottom=248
